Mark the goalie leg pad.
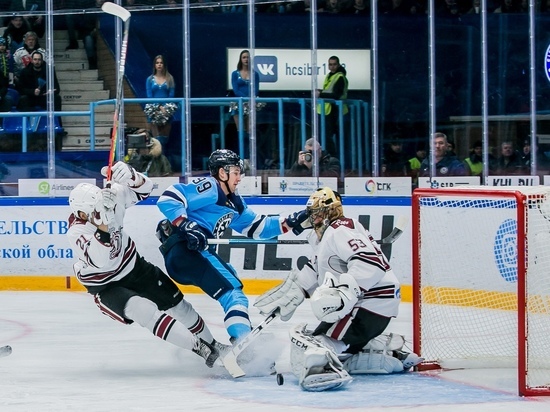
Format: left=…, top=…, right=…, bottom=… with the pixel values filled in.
left=290, top=324, right=353, bottom=391
left=343, top=350, right=404, bottom=374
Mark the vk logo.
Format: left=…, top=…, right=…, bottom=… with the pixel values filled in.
left=255, top=56, right=278, bottom=82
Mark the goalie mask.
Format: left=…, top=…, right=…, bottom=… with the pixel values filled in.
left=306, top=187, right=343, bottom=239
left=69, top=183, right=102, bottom=219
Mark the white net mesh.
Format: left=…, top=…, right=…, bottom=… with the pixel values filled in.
left=415, top=186, right=550, bottom=393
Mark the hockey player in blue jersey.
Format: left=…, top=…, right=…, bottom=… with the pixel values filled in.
left=156, top=149, right=309, bottom=344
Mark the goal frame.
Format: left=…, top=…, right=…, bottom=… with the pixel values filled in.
left=412, top=187, right=550, bottom=397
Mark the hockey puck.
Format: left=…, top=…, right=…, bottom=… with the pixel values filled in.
left=276, top=373, right=284, bottom=385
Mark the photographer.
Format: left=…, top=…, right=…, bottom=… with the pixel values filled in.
left=290, top=137, right=340, bottom=177
left=125, top=130, right=172, bottom=177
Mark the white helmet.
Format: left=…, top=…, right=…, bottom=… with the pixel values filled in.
left=69, top=183, right=102, bottom=218
left=310, top=272, right=359, bottom=323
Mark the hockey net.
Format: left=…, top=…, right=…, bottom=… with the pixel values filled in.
left=412, top=186, right=550, bottom=396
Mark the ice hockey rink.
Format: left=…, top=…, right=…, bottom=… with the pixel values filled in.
left=1, top=291, right=550, bottom=412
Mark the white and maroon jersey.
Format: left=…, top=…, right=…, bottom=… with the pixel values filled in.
left=296, top=217, right=401, bottom=318
left=66, top=176, right=153, bottom=288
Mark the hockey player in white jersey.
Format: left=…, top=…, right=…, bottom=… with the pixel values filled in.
left=156, top=149, right=308, bottom=344
left=66, top=162, right=226, bottom=368
left=255, top=187, right=423, bottom=391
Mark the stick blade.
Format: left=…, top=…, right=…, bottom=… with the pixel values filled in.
left=221, top=351, right=246, bottom=378
left=102, top=2, right=131, bottom=21
left=395, top=214, right=409, bottom=231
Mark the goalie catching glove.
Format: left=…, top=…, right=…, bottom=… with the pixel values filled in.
left=101, top=162, right=143, bottom=187
left=310, top=272, right=361, bottom=323
left=254, top=269, right=305, bottom=321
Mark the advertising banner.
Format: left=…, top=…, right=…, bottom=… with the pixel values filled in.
left=418, top=176, right=480, bottom=189
left=345, top=177, right=412, bottom=196
left=0, top=198, right=412, bottom=285
left=267, top=177, right=338, bottom=195
left=227, top=48, right=371, bottom=91
left=18, top=179, right=96, bottom=197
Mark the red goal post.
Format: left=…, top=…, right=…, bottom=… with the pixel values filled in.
left=412, top=186, right=550, bottom=397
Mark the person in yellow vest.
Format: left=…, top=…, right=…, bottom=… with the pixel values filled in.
left=405, top=142, right=427, bottom=188
left=316, top=55, right=348, bottom=157
left=464, top=140, right=484, bottom=176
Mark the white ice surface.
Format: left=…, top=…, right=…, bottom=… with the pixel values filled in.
left=1, top=292, right=550, bottom=412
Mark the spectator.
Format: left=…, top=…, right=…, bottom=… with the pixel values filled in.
left=420, top=132, right=467, bottom=176
left=10, top=0, right=45, bottom=39
left=12, top=31, right=46, bottom=82
left=229, top=49, right=263, bottom=158
left=323, top=0, right=346, bottom=13
left=316, top=55, right=348, bottom=158
left=344, top=0, right=370, bottom=14
left=382, top=135, right=408, bottom=176
left=2, top=16, right=31, bottom=61
left=16, top=50, right=61, bottom=114
left=127, top=135, right=173, bottom=177
left=290, top=137, right=341, bottom=177
left=405, top=142, right=427, bottom=187
left=143, top=54, right=177, bottom=148
left=464, top=140, right=484, bottom=176
left=493, top=141, right=525, bottom=175
left=64, top=0, right=99, bottom=70
left=155, top=149, right=308, bottom=342
left=0, top=38, right=14, bottom=114
left=66, top=169, right=225, bottom=369
left=520, top=138, right=549, bottom=173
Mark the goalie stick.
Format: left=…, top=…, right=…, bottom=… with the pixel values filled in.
left=0, top=345, right=12, bottom=358
left=209, top=215, right=408, bottom=246
left=101, top=2, right=131, bottom=185
left=222, top=311, right=280, bottom=378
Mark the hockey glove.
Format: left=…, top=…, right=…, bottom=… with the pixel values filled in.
left=177, top=220, right=209, bottom=251
left=90, top=207, right=114, bottom=226
left=254, top=269, right=305, bottom=321
left=101, top=162, right=141, bottom=186
left=285, top=210, right=312, bottom=235
left=101, top=188, right=117, bottom=210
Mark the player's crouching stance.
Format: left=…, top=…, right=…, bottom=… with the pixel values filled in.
left=66, top=162, right=226, bottom=368
left=254, top=187, right=423, bottom=391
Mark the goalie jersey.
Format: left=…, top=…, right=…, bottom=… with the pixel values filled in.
left=66, top=178, right=153, bottom=287
left=299, top=217, right=400, bottom=318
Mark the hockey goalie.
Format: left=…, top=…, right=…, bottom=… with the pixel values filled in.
left=254, top=187, right=423, bottom=391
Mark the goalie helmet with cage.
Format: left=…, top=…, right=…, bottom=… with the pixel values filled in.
left=306, top=187, right=344, bottom=239
left=207, top=149, right=244, bottom=178
left=69, top=183, right=102, bottom=218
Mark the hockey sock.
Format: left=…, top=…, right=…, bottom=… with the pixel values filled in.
left=125, top=296, right=195, bottom=350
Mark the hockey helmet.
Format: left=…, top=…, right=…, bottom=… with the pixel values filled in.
left=306, top=187, right=343, bottom=239
left=208, top=149, right=244, bottom=178
left=69, top=183, right=102, bottom=218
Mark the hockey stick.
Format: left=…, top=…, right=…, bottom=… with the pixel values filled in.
left=0, top=345, right=12, bottom=358
left=222, top=311, right=280, bottom=378
left=209, top=215, right=408, bottom=246
left=102, top=2, right=131, bottom=184
left=377, top=215, right=408, bottom=245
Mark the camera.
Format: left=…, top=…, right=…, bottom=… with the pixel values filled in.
left=303, top=150, right=313, bottom=162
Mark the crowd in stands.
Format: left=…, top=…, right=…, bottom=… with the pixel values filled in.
left=381, top=131, right=547, bottom=186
